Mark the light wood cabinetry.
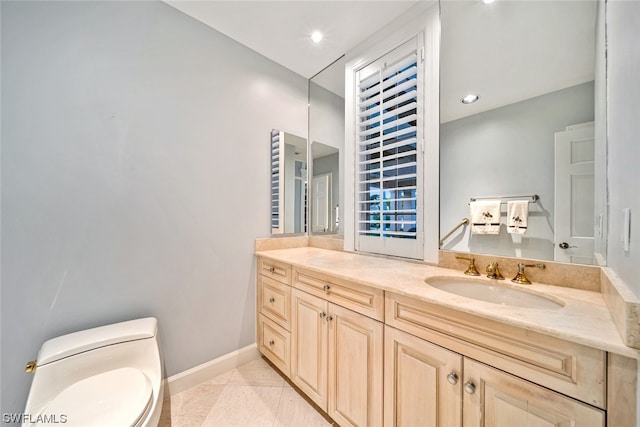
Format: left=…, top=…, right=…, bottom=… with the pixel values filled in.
left=385, top=292, right=606, bottom=408
left=257, top=314, right=290, bottom=375
left=291, top=289, right=328, bottom=408
left=384, top=326, right=462, bottom=427
left=294, top=267, right=384, bottom=321
left=463, top=358, right=605, bottom=426
left=258, top=275, right=291, bottom=330
left=385, top=325, right=605, bottom=427
left=256, top=254, right=637, bottom=427
left=291, top=288, right=384, bottom=427
left=256, top=257, right=293, bottom=376
left=328, top=303, right=383, bottom=427
left=258, top=257, right=292, bottom=284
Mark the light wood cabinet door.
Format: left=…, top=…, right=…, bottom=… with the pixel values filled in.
left=257, top=314, right=290, bottom=377
left=291, top=289, right=328, bottom=409
left=463, top=358, right=605, bottom=427
left=384, top=326, right=462, bottom=427
left=328, top=303, right=384, bottom=427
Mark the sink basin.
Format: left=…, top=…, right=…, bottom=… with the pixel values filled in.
left=425, top=276, right=564, bottom=309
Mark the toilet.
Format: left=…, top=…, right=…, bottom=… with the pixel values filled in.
left=23, top=318, right=164, bottom=427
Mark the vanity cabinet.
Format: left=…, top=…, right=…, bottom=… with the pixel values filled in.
left=385, top=292, right=607, bottom=427
left=384, top=326, right=604, bottom=427
left=256, top=252, right=636, bottom=427
left=385, top=292, right=606, bottom=408
left=291, top=288, right=384, bottom=427
left=257, top=257, right=292, bottom=376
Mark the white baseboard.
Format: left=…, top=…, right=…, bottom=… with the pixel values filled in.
left=163, top=343, right=260, bottom=397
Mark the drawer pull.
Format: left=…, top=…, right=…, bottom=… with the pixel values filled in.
left=319, top=312, right=327, bottom=319
left=323, top=284, right=331, bottom=292
left=269, top=297, right=275, bottom=303
left=268, top=267, right=275, bottom=273
left=447, top=372, right=459, bottom=385
left=268, top=340, right=275, bottom=346
left=464, top=381, right=476, bottom=395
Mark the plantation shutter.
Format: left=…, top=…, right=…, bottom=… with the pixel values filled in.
left=271, top=129, right=284, bottom=234
left=355, top=36, right=424, bottom=259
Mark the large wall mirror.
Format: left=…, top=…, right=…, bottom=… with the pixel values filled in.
left=271, top=129, right=307, bottom=235
left=309, top=57, right=345, bottom=235
left=439, top=0, right=607, bottom=265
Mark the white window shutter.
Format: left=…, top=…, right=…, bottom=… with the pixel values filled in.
left=355, top=36, right=424, bottom=259
left=271, top=129, right=284, bottom=234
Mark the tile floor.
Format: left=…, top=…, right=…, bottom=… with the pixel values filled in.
left=159, top=358, right=336, bottom=426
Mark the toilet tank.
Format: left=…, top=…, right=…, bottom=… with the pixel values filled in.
left=36, top=318, right=157, bottom=366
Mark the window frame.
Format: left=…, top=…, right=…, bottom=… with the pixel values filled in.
left=342, top=2, right=440, bottom=262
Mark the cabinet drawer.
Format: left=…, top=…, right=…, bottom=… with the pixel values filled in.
left=385, top=293, right=606, bottom=408
left=258, top=314, right=290, bottom=377
left=293, top=268, right=384, bottom=321
left=258, top=275, right=291, bottom=330
left=258, top=257, right=292, bottom=285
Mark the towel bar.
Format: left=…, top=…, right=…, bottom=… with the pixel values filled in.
left=469, top=194, right=539, bottom=204
left=439, top=217, right=470, bottom=247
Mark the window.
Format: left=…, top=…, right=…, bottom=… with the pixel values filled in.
left=355, top=37, right=424, bottom=259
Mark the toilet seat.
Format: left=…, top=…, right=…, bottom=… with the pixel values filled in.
left=36, top=367, right=153, bottom=427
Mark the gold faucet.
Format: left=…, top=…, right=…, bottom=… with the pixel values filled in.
left=455, top=255, right=480, bottom=276
left=486, top=261, right=504, bottom=280
left=511, top=263, right=545, bottom=284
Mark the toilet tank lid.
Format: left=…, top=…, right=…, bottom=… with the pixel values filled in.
left=37, top=317, right=158, bottom=366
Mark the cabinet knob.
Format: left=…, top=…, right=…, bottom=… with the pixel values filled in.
left=464, top=381, right=476, bottom=395
left=268, top=340, right=275, bottom=346
left=268, top=267, right=275, bottom=273
left=326, top=315, right=334, bottom=322
left=319, top=312, right=327, bottom=318
left=447, top=372, right=459, bottom=385
left=269, top=297, right=275, bottom=303
left=322, top=284, right=331, bottom=292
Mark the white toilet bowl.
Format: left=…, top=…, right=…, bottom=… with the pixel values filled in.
left=23, top=318, right=164, bottom=427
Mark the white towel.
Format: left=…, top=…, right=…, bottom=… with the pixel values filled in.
left=507, top=201, right=529, bottom=234
left=470, top=200, right=501, bottom=234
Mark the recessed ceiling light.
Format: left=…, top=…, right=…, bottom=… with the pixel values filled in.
left=461, top=94, right=480, bottom=104
left=483, top=0, right=496, bottom=4
left=311, top=31, right=323, bottom=44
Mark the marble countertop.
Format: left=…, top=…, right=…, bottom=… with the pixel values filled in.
left=256, top=247, right=639, bottom=359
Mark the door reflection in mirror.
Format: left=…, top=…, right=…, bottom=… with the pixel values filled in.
left=271, top=129, right=307, bottom=235
left=439, top=0, right=602, bottom=265
left=311, top=143, right=339, bottom=233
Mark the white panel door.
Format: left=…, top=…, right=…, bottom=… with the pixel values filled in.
left=554, top=123, right=595, bottom=264
left=312, top=173, right=331, bottom=233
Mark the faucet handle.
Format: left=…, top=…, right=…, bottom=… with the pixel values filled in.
left=486, top=261, right=504, bottom=280
left=455, top=255, right=480, bottom=276
left=511, top=263, right=545, bottom=284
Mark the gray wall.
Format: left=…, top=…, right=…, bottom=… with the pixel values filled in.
left=1, top=0, right=308, bottom=415
left=440, top=82, right=594, bottom=260
left=607, top=0, right=640, bottom=295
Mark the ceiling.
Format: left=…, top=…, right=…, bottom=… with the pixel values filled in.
left=440, top=0, right=596, bottom=123
left=165, top=1, right=596, bottom=122
left=164, top=0, right=419, bottom=80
